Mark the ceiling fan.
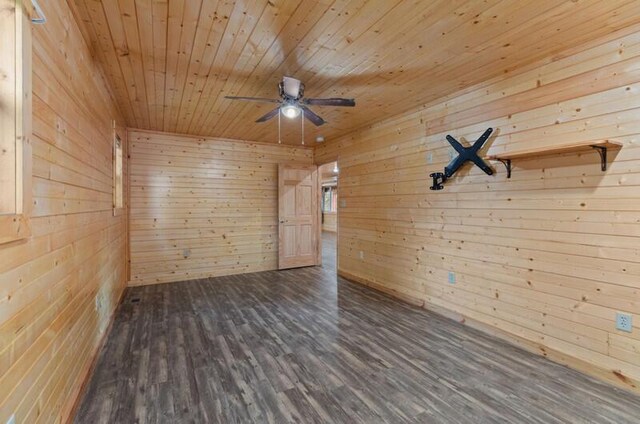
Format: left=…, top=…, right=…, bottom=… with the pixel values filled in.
left=224, top=76, right=356, bottom=126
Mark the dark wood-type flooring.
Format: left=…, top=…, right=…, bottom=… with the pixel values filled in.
left=321, top=230, right=336, bottom=272
left=75, top=232, right=640, bottom=423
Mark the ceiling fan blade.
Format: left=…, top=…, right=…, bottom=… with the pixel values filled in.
left=303, top=98, right=355, bottom=107
left=282, top=76, right=302, bottom=98
left=225, top=96, right=281, bottom=103
left=255, top=107, right=281, bottom=123
left=300, top=105, right=326, bottom=126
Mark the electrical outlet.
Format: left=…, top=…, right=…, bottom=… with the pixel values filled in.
left=359, top=250, right=364, bottom=260
left=339, top=199, right=347, bottom=208
left=7, top=414, right=16, bottom=424
left=616, top=312, right=633, bottom=332
left=427, top=152, right=433, bottom=164
left=448, top=271, right=456, bottom=284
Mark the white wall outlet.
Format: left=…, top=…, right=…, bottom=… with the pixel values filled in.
left=7, top=414, right=16, bottom=424
left=339, top=199, right=347, bottom=208
left=616, top=312, right=633, bottom=332
left=359, top=250, right=364, bottom=260
left=448, top=271, right=456, bottom=284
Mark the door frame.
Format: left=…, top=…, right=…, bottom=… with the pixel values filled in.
left=317, top=159, right=339, bottom=272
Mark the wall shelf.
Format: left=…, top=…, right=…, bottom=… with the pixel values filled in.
left=486, top=140, right=622, bottom=178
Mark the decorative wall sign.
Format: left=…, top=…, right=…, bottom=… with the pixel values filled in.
left=429, top=127, right=495, bottom=190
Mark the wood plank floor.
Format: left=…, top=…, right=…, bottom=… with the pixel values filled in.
left=74, top=235, right=640, bottom=423
left=321, top=231, right=337, bottom=272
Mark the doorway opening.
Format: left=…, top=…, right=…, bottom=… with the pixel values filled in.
left=319, top=161, right=338, bottom=273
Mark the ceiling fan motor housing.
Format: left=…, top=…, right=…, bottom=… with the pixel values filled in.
left=279, top=80, right=305, bottom=100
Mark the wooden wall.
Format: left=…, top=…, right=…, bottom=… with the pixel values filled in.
left=323, top=212, right=337, bottom=232
left=128, top=129, right=313, bottom=286
left=0, top=1, right=128, bottom=422
left=316, top=26, right=640, bottom=393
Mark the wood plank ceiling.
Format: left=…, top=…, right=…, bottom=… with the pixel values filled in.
left=73, top=0, right=640, bottom=144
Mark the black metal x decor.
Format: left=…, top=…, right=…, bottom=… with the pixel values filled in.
left=429, top=127, right=495, bottom=190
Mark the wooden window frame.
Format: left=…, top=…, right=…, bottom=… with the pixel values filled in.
left=322, top=185, right=337, bottom=213
left=112, top=127, right=124, bottom=216
left=1, top=1, right=32, bottom=245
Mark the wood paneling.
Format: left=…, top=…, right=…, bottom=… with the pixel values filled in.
left=128, top=129, right=313, bottom=285
left=0, top=0, right=128, bottom=422
left=315, top=25, right=640, bottom=393
left=72, top=0, right=640, bottom=144
left=323, top=212, right=337, bottom=232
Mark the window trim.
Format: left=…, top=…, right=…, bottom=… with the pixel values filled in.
left=112, top=127, right=124, bottom=216
left=1, top=1, right=32, bottom=245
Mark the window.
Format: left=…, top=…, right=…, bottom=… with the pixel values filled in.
left=322, top=186, right=337, bottom=212
left=1, top=0, right=31, bottom=244
left=113, top=133, right=124, bottom=211
left=1, top=0, right=22, bottom=215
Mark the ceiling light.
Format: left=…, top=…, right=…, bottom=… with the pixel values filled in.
left=316, top=135, right=325, bottom=143
left=281, top=104, right=301, bottom=119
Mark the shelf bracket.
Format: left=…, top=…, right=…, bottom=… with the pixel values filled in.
left=497, top=159, right=512, bottom=178
left=591, top=145, right=607, bottom=171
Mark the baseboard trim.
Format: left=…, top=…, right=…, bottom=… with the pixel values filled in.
left=63, top=286, right=127, bottom=423
left=338, top=269, right=640, bottom=395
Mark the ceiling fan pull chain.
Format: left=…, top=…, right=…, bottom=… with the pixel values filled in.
left=278, top=109, right=281, bottom=144
left=301, top=108, right=305, bottom=145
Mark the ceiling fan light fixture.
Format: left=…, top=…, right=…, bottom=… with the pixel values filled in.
left=281, top=104, right=301, bottom=119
